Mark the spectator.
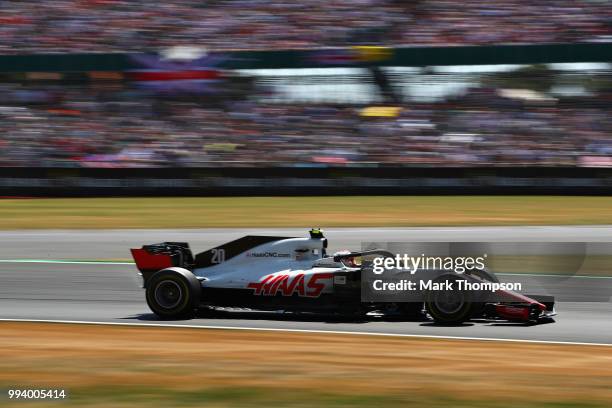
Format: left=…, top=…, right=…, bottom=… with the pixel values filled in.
left=0, top=75, right=611, bottom=167
left=0, top=1, right=609, bottom=54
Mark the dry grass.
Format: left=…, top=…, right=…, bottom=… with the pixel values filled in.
left=0, top=322, right=611, bottom=407
left=1, top=196, right=612, bottom=229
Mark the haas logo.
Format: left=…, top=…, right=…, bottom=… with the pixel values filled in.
left=248, top=273, right=333, bottom=298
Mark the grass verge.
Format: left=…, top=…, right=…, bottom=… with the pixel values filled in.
left=2, top=196, right=612, bottom=229
left=1, top=322, right=611, bottom=407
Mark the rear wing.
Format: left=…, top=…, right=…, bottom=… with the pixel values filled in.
left=131, top=242, right=194, bottom=273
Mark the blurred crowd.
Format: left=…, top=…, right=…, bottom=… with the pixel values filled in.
left=1, top=81, right=611, bottom=167
left=0, top=0, right=610, bottom=54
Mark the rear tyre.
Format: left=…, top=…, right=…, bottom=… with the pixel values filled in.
left=425, top=274, right=474, bottom=325
left=146, top=268, right=200, bottom=319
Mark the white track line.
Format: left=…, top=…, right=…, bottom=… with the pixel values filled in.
left=1, top=318, right=610, bottom=347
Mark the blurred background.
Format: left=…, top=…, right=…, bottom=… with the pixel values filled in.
left=0, top=0, right=611, bottom=192
left=2, top=63, right=612, bottom=168
left=2, top=4, right=612, bottom=408
left=0, top=0, right=610, bottom=53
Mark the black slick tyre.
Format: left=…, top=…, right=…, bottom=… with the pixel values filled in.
left=146, top=267, right=200, bottom=319
left=425, top=274, right=474, bottom=325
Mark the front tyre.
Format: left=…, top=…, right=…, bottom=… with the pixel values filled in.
left=425, top=274, right=474, bottom=325
left=146, top=267, right=200, bottom=319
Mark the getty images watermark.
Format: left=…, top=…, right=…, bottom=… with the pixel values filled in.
left=372, top=253, right=487, bottom=274
left=359, top=241, right=612, bottom=303
left=358, top=241, right=595, bottom=303
left=370, top=252, right=522, bottom=294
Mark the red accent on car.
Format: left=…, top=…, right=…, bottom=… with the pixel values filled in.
left=131, top=248, right=173, bottom=272
left=495, top=289, right=546, bottom=310
left=263, top=275, right=285, bottom=295
left=248, top=273, right=333, bottom=297
left=282, top=274, right=304, bottom=296
left=306, top=273, right=334, bottom=297
left=247, top=275, right=275, bottom=295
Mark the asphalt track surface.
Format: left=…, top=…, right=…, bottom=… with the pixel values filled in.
left=1, top=227, right=611, bottom=345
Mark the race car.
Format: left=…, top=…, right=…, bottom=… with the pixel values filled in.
left=130, top=229, right=555, bottom=324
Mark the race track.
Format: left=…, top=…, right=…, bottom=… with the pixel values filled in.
left=1, top=227, right=611, bottom=344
